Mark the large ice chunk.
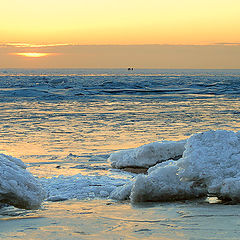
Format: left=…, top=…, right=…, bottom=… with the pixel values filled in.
left=178, top=130, right=240, bottom=201
left=109, top=140, right=186, bottom=169
left=111, top=130, right=240, bottom=203
left=111, top=160, right=206, bottom=202
left=131, top=162, right=206, bottom=202
left=0, top=154, right=46, bottom=209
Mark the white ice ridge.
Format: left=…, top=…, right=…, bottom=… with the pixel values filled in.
left=111, top=130, right=240, bottom=202
left=108, top=140, right=186, bottom=168
left=0, top=154, right=46, bottom=209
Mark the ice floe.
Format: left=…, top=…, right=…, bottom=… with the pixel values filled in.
left=0, top=154, right=46, bottom=209
left=111, top=130, right=240, bottom=203
left=108, top=140, right=186, bottom=169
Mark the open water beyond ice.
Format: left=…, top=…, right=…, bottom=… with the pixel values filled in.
left=1, top=69, right=240, bottom=239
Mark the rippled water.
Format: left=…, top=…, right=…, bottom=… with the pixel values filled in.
left=1, top=199, right=240, bottom=240
left=1, top=69, right=240, bottom=239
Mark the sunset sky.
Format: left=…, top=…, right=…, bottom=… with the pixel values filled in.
left=1, top=0, right=240, bottom=68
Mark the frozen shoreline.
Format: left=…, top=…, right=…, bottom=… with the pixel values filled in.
left=3, top=130, right=240, bottom=210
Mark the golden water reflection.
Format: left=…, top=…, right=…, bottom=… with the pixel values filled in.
left=29, top=163, right=112, bottom=178
left=1, top=97, right=240, bottom=165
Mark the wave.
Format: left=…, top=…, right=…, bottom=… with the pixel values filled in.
left=102, top=88, right=189, bottom=94
left=1, top=69, right=240, bottom=101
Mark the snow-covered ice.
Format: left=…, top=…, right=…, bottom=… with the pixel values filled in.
left=109, top=140, right=186, bottom=169
left=3, top=130, right=240, bottom=207
left=130, top=162, right=206, bottom=202
left=178, top=130, right=240, bottom=201
left=110, top=181, right=134, bottom=200
left=0, top=154, right=46, bottom=209
left=40, top=173, right=131, bottom=201
left=111, top=160, right=206, bottom=202
left=111, top=130, right=240, bottom=203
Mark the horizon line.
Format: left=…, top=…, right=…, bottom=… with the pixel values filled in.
left=1, top=67, right=240, bottom=70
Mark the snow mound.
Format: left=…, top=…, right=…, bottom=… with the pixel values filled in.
left=109, top=140, right=186, bottom=169
left=111, top=130, right=240, bottom=203
left=0, top=154, right=46, bottom=209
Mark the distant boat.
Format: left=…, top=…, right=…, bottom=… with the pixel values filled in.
left=128, top=68, right=134, bottom=71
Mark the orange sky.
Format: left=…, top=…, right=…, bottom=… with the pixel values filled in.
left=1, top=0, right=240, bottom=68
left=1, top=44, right=240, bottom=69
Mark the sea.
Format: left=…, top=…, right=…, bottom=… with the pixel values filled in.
left=1, top=68, right=240, bottom=239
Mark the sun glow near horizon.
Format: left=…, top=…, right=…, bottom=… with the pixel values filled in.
left=12, top=52, right=54, bottom=58
left=1, top=0, right=240, bottom=68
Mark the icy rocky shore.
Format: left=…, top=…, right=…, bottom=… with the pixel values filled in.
left=110, top=130, right=240, bottom=203
left=0, top=154, right=46, bottom=209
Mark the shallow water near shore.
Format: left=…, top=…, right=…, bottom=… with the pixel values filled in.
left=1, top=199, right=240, bottom=240
left=1, top=69, right=240, bottom=239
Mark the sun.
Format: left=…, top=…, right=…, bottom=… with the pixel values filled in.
left=13, top=52, right=51, bottom=58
